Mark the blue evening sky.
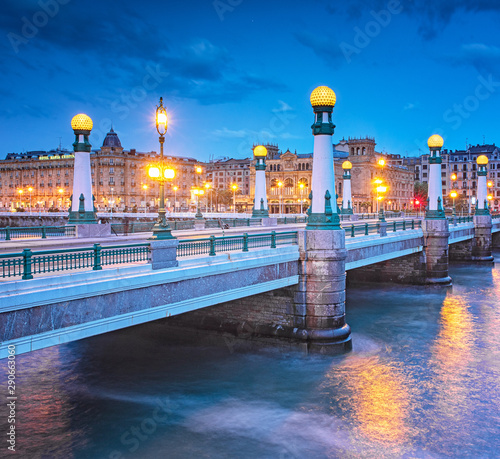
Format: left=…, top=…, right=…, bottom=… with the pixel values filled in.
left=1, top=0, right=500, bottom=160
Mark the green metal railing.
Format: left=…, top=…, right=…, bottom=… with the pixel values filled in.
left=344, top=219, right=421, bottom=237
left=448, top=216, right=474, bottom=224
left=0, top=243, right=150, bottom=280
left=276, top=216, right=307, bottom=224
left=176, top=231, right=298, bottom=257
left=0, top=225, right=76, bottom=240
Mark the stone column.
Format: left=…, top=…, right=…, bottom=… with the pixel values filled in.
left=423, top=134, right=451, bottom=285
left=68, top=114, right=97, bottom=224
left=252, top=145, right=269, bottom=218
left=293, top=86, right=351, bottom=353
left=472, top=155, right=494, bottom=261
left=150, top=239, right=179, bottom=269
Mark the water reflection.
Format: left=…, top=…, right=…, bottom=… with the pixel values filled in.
left=430, top=293, right=475, bottom=421
left=321, top=354, right=416, bottom=457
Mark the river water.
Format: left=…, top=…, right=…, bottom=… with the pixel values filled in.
left=3, top=254, right=500, bottom=458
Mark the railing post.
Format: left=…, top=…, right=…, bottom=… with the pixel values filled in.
left=271, top=230, right=276, bottom=248
left=411, top=220, right=415, bottom=230
left=5, top=227, right=10, bottom=241
left=365, top=223, right=368, bottom=235
left=243, top=233, right=249, bottom=252
left=93, top=243, right=102, bottom=271
left=403, top=220, right=406, bottom=231
left=393, top=221, right=397, bottom=232
left=209, top=235, right=216, bottom=256
left=42, top=226, right=47, bottom=239
left=22, top=249, right=33, bottom=280
left=351, top=225, right=355, bottom=237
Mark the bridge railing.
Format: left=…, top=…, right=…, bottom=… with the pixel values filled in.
left=0, top=243, right=150, bottom=280
left=447, top=216, right=474, bottom=224
left=343, top=219, right=422, bottom=238
left=176, top=231, right=298, bottom=257
left=0, top=225, right=76, bottom=240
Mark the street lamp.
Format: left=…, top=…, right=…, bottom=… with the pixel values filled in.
left=193, top=187, right=205, bottom=219
left=58, top=188, right=64, bottom=210
left=173, top=185, right=178, bottom=213
left=149, top=97, right=175, bottom=239
left=17, top=189, right=23, bottom=210
left=277, top=181, right=283, bottom=215
left=376, top=184, right=387, bottom=221
left=299, top=182, right=305, bottom=214
left=450, top=190, right=458, bottom=217
left=231, top=183, right=238, bottom=212
left=374, top=178, right=383, bottom=213
left=142, top=184, right=148, bottom=214
left=204, top=182, right=211, bottom=213
left=28, top=187, right=33, bottom=215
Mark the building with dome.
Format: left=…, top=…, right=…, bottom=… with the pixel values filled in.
left=0, top=128, right=202, bottom=212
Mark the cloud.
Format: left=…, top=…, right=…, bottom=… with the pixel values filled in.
left=403, top=102, right=416, bottom=111
left=322, top=0, right=500, bottom=40
left=272, top=100, right=294, bottom=113
left=294, top=31, right=345, bottom=64
left=446, top=43, right=500, bottom=74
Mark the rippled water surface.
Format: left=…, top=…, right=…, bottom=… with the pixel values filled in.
left=3, top=255, right=500, bottom=458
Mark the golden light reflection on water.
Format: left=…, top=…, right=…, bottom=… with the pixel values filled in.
left=322, top=355, right=416, bottom=451
left=18, top=346, right=83, bottom=457
left=430, top=293, right=475, bottom=420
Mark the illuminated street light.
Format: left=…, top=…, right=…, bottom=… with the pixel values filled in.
left=150, top=97, right=175, bottom=239
left=173, top=185, right=178, bottom=213
left=231, top=183, right=238, bottom=212
left=476, top=155, right=489, bottom=215
left=450, top=190, right=458, bottom=217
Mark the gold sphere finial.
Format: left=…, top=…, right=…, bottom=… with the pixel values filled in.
left=427, top=134, right=444, bottom=149
left=71, top=114, right=93, bottom=132
left=310, top=86, right=336, bottom=107
left=477, top=155, right=489, bottom=165
left=254, top=145, right=267, bottom=157
left=342, top=160, right=352, bottom=170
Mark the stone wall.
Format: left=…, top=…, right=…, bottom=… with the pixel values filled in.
left=347, top=251, right=427, bottom=285
left=166, top=287, right=296, bottom=335
left=449, top=239, right=473, bottom=261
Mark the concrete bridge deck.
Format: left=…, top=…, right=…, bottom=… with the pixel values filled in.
left=1, top=217, right=499, bottom=357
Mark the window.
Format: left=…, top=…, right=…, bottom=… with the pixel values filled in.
left=109, top=168, right=114, bottom=174
left=423, top=165, right=428, bottom=170
left=423, top=173, right=428, bottom=178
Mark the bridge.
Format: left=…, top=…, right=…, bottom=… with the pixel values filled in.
left=1, top=214, right=499, bottom=358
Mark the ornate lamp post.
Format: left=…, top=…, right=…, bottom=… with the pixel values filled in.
left=426, top=134, right=446, bottom=219
left=476, top=155, right=489, bottom=215
left=341, top=160, right=353, bottom=215
left=252, top=145, right=269, bottom=217
left=376, top=184, right=387, bottom=221
left=69, top=113, right=97, bottom=224
left=306, top=85, right=340, bottom=229
left=193, top=187, right=205, bottom=218
left=149, top=97, right=176, bottom=240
